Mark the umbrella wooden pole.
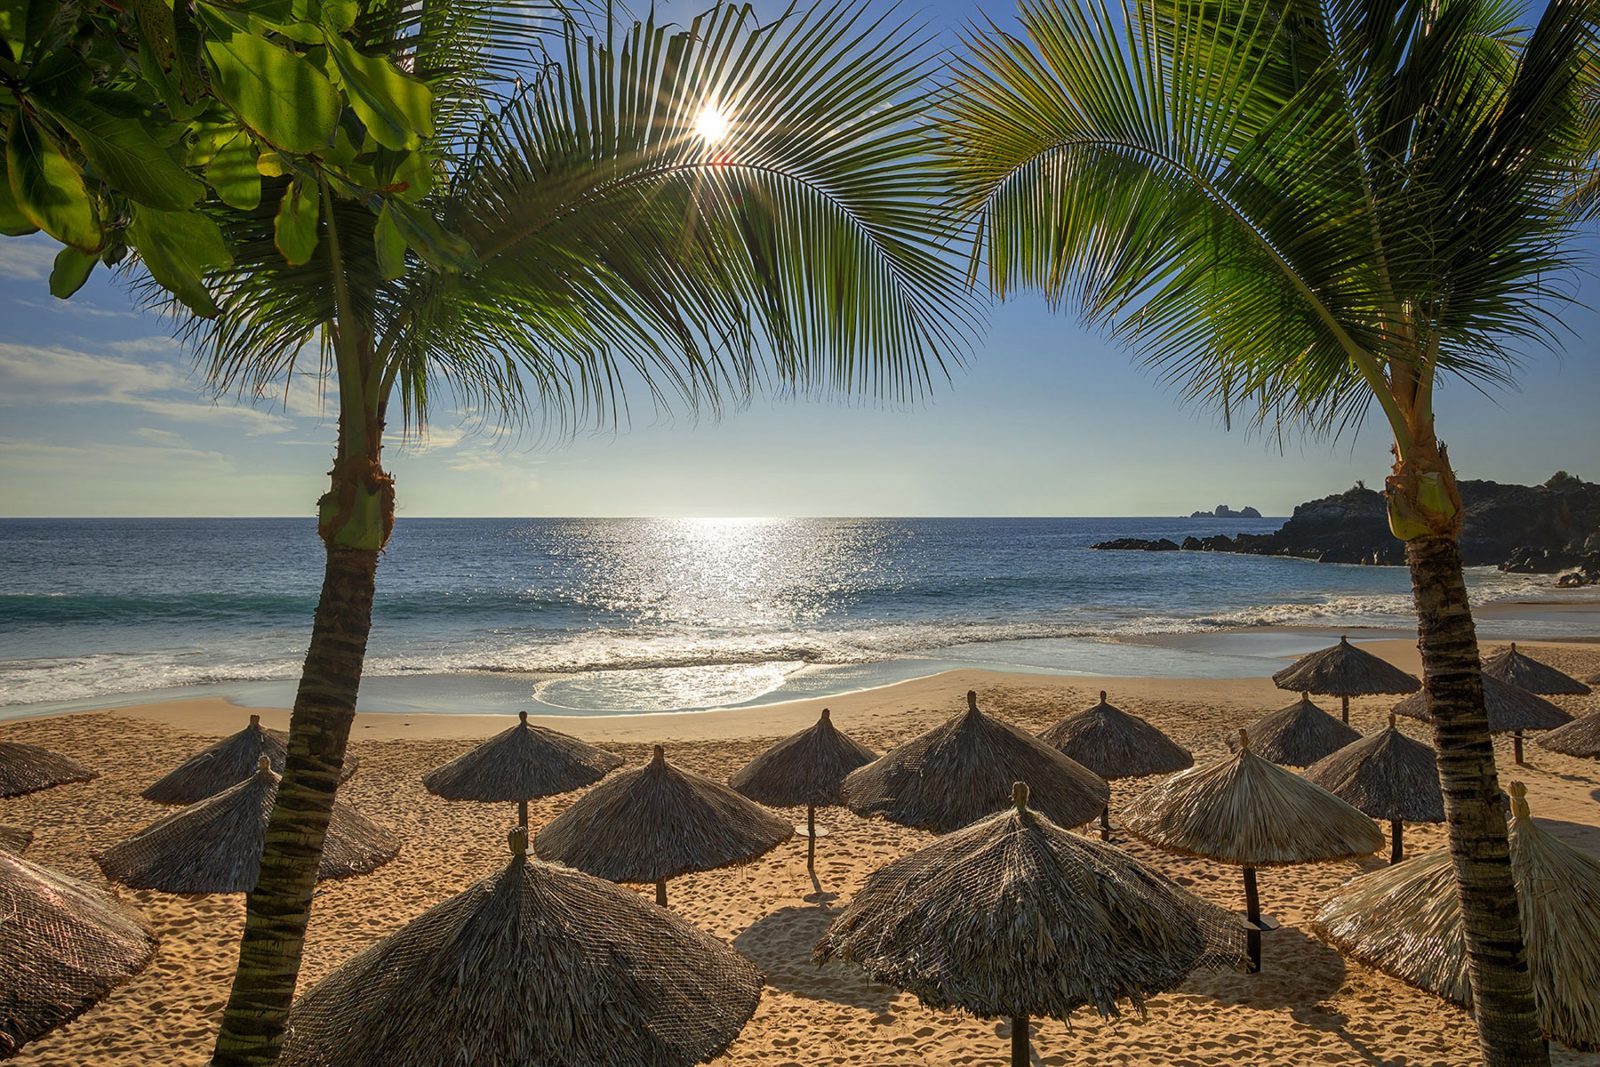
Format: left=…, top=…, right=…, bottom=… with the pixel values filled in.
left=655, top=879, right=667, bottom=908
left=1011, top=1015, right=1029, bottom=1067
left=1099, top=805, right=1112, bottom=841
left=1513, top=730, right=1525, bottom=765
left=517, top=799, right=528, bottom=827
left=806, top=805, right=816, bottom=871
left=1341, top=695, right=1350, bottom=725
left=1243, top=866, right=1262, bottom=973
left=1390, top=819, right=1404, bottom=864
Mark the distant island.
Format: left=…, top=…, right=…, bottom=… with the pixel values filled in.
left=1097, top=472, right=1600, bottom=586
left=1189, top=504, right=1262, bottom=519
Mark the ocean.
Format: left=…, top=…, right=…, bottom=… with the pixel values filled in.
left=2, top=517, right=1595, bottom=718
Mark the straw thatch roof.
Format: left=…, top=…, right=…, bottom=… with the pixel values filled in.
left=816, top=782, right=1245, bottom=1023
left=422, top=712, right=622, bottom=802
left=1313, top=783, right=1600, bottom=1051
left=535, top=746, right=791, bottom=885
left=1036, top=691, right=1192, bottom=780
left=0, top=741, right=96, bottom=798
left=1, top=849, right=157, bottom=1058
left=1392, top=675, right=1573, bottom=734
left=1226, top=694, right=1361, bottom=767
left=0, top=825, right=31, bottom=853
left=1302, top=716, right=1443, bottom=823
left=729, top=708, right=877, bottom=808
left=1482, top=643, right=1592, bottom=696
left=142, top=715, right=357, bottom=804
left=1122, top=734, right=1384, bottom=866
left=1540, top=711, right=1600, bottom=759
left=841, top=691, right=1109, bottom=833
left=99, top=758, right=397, bottom=893
left=1272, top=636, right=1420, bottom=696
left=280, top=827, right=763, bottom=1067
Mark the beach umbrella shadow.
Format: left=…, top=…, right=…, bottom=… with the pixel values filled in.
left=1182, top=925, right=1348, bottom=1010
left=733, top=905, right=896, bottom=1011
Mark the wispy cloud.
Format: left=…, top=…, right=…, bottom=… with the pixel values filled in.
left=0, top=241, right=57, bottom=281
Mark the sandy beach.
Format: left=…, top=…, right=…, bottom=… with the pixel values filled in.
left=5, top=638, right=1600, bottom=1066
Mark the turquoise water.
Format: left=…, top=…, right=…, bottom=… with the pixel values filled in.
left=1, top=517, right=1593, bottom=716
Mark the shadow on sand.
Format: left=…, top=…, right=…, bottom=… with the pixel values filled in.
left=734, top=904, right=897, bottom=1013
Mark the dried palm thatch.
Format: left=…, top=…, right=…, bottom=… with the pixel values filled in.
left=422, top=711, right=623, bottom=826
left=535, top=746, right=791, bottom=907
left=0, top=742, right=96, bottom=799
left=841, top=691, right=1109, bottom=834
left=1036, top=690, right=1192, bottom=841
left=0, top=849, right=157, bottom=1059
left=1123, top=731, right=1384, bottom=971
left=1540, top=710, right=1600, bottom=759
left=98, top=757, right=397, bottom=894
left=141, top=714, right=357, bottom=805
left=1272, top=636, right=1420, bottom=722
left=1482, top=643, right=1591, bottom=695
left=1393, top=674, right=1572, bottom=764
left=1226, top=694, right=1360, bottom=767
left=1303, top=715, right=1443, bottom=863
left=729, top=708, right=877, bottom=870
left=817, top=782, right=1245, bottom=1066
left=0, top=826, right=31, bottom=854
left=1313, top=782, right=1600, bottom=1051
left=281, top=827, right=763, bottom=1067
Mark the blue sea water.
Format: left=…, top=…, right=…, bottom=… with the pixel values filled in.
left=1, top=517, right=1595, bottom=716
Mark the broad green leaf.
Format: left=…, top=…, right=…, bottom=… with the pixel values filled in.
left=48, top=245, right=95, bottom=298
left=274, top=176, right=319, bottom=264
left=386, top=200, right=475, bottom=272
left=204, top=27, right=338, bottom=153
left=1, top=0, right=54, bottom=62
left=0, top=160, right=39, bottom=235
left=5, top=113, right=101, bottom=250
left=320, top=0, right=357, bottom=33
left=326, top=36, right=432, bottom=151
left=206, top=131, right=261, bottom=209
left=380, top=145, right=432, bottom=201
left=40, top=94, right=203, bottom=210
left=255, top=149, right=288, bottom=176
left=373, top=202, right=406, bottom=279
left=127, top=206, right=230, bottom=316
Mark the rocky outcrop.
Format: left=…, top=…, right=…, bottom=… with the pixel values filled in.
left=1189, top=504, right=1262, bottom=519
left=1094, top=473, right=1600, bottom=572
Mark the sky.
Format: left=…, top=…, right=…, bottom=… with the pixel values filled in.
left=1, top=0, right=1596, bottom=519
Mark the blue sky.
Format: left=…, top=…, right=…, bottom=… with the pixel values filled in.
left=1, top=0, right=1596, bottom=518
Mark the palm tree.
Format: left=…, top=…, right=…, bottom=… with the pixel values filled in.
left=177, top=3, right=972, bottom=1063
left=937, top=0, right=1597, bottom=1063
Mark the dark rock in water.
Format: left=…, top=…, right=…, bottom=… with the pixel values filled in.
left=1091, top=537, right=1181, bottom=551
left=1189, top=504, right=1262, bottom=519
left=1502, top=545, right=1581, bottom=574
left=1556, top=553, right=1600, bottom=587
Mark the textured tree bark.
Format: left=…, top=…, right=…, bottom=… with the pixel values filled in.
left=1405, top=533, right=1547, bottom=1067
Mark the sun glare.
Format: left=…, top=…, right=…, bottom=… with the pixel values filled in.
left=693, top=104, right=730, bottom=145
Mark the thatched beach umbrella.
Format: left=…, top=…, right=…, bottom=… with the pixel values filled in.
left=0, top=825, right=31, bottom=853
left=1272, top=635, right=1420, bottom=723
left=1, top=849, right=157, bottom=1058
left=1482, top=642, right=1591, bottom=695
left=281, top=826, right=764, bottom=1067
left=1313, top=782, right=1600, bottom=1052
left=1123, top=730, right=1384, bottom=972
left=141, top=714, right=357, bottom=804
left=535, top=745, right=791, bottom=907
left=99, top=757, right=397, bottom=893
left=422, top=711, right=623, bottom=826
left=1393, top=674, right=1572, bottom=764
left=1540, top=710, right=1600, bottom=760
left=729, top=707, right=876, bottom=870
left=842, top=690, right=1109, bottom=834
left=1303, top=714, right=1443, bottom=863
left=1036, top=690, right=1192, bottom=839
left=816, top=782, right=1246, bottom=1067
left=0, top=741, right=95, bottom=798
left=1227, top=693, right=1360, bottom=767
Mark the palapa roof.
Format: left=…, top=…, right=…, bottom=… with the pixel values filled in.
left=1313, top=782, right=1600, bottom=1051
left=1481, top=643, right=1591, bottom=696
left=0, top=849, right=157, bottom=1058
left=841, top=691, right=1109, bottom=833
left=815, top=782, right=1245, bottom=1023
left=535, top=746, right=791, bottom=884
left=99, top=757, right=397, bottom=893
left=1272, top=636, right=1420, bottom=697
left=142, top=715, right=357, bottom=804
left=729, top=708, right=877, bottom=808
left=1226, top=694, right=1361, bottom=767
left=280, top=828, right=763, bottom=1067
left=1539, top=711, right=1600, bottom=759
left=1302, top=715, right=1444, bottom=823
left=0, top=741, right=96, bottom=798
left=1392, top=674, right=1573, bottom=734
left=1036, top=691, right=1193, bottom=780
left=1122, top=731, right=1384, bottom=866
left=0, top=825, right=32, bottom=853
left=422, top=712, right=622, bottom=802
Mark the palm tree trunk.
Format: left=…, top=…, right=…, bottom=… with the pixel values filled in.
left=1405, top=533, right=1546, bottom=1067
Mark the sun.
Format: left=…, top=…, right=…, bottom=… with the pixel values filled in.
left=693, top=104, right=730, bottom=145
